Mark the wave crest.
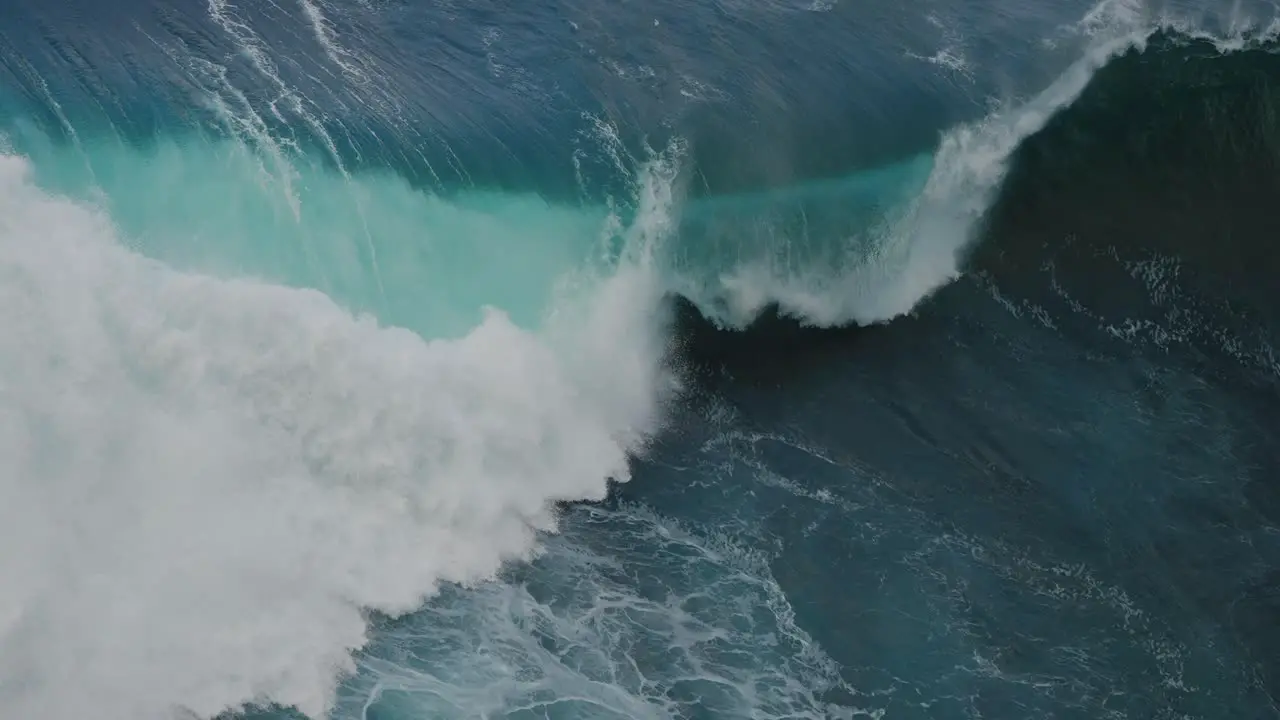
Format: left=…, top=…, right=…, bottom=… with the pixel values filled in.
left=673, top=1, right=1280, bottom=331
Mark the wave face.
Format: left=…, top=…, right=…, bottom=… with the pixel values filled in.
left=1, top=0, right=1279, bottom=718
left=976, top=30, right=1280, bottom=377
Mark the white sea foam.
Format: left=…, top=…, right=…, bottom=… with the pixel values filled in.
left=0, top=150, right=675, bottom=720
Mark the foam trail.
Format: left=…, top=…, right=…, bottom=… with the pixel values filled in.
left=0, top=148, right=674, bottom=719
left=298, top=0, right=372, bottom=83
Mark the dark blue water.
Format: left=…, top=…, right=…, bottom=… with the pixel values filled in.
left=0, top=1, right=1277, bottom=719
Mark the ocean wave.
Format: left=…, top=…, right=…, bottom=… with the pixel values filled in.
left=973, top=29, right=1280, bottom=379
left=1, top=0, right=1279, bottom=718
left=676, top=4, right=1280, bottom=332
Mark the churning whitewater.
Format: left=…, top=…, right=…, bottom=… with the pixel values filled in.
left=0, top=147, right=681, bottom=718
left=1, top=0, right=1278, bottom=717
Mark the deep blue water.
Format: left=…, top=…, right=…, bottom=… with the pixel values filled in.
left=0, top=1, right=1277, bottom=719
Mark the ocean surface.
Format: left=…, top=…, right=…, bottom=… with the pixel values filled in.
left=1, top=0, right=1278, bottom=718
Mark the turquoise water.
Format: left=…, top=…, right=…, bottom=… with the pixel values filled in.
left=7, top=127, right=617, bottom=339
left=6, top=117, right=947, bottom=335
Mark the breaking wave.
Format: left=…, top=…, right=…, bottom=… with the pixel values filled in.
left=1, top=0, right=1278, bottom=717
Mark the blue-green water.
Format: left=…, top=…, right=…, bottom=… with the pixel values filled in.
left=0, top=1, right=1277, bottom=719
left=8, top=129, right=615, bottom=338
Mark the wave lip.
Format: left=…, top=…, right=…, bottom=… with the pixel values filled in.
left=685, top=0, right=1280, bottom=332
